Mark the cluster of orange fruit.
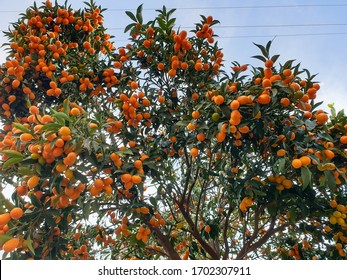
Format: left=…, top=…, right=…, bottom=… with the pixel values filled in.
left=0, top=0, right=115, bottom=123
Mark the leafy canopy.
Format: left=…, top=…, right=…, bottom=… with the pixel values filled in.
left=0, top=0, right=346, bottom=260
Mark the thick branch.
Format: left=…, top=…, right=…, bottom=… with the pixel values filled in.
left=235, top=215, right=290, bottom=260
left=178, top=203, right=220, bottom=259
left=150, top=226, right=181, bottom=260
left=222, top=206, right=233, bottom=260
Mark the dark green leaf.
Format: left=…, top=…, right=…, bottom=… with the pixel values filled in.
left=251, top=55, right=266, bottom=62
left=136, top=4, right=143, bottom=24
left=149, top=197, right=157, bottom=208
left=30, top=194, right=42, bottom=208
left=271, top=54, right=280, bottom=63
left=125, top=11, right=137, bottom=22
left=253, top=42, right=269, bottom=58
left=325, top=170, right=336, bottom=192
left=124, top=23, right=136, bottom=33
left=26, top=235, right=35, bottom=256
left=44, top=213, right=56, bottom=227
left=304, top=119, right=316, bottom=131
left=301, top=166, right=312, bottom=189
left=83, top=201, right=91, bottom=220
left=74, top=170, right=88, bottom=184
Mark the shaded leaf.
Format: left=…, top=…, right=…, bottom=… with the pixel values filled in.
left=301, top=166, right=312, bottom=189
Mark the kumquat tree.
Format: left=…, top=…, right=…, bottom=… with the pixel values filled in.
left=0, top=0, right=347, bottom=260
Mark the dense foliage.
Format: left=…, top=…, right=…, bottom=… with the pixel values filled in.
left=0, top=0, right=347, bottom=260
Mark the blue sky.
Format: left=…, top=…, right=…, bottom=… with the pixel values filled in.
left=0, top=0, right=347, bottom=112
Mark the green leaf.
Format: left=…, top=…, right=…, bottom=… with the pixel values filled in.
left=325, top=170, right=336, bottom=192
left=26, top=235, right=35, bottom=256
left=271, top=54, right=280, bottom=63
left=116, top=149, right=133, bottom=156
left=3, top=157, right=24, bottom=168
left=136, top=4, right=143, bottom=24
left=52, top=111, right=70, bottom=122
left=41, top=123, right=61, bottom=131
left=63, top=98, right=70, bottom=114
left=301, top=166, right=312, bottom=189
left=124, top=23, right=136, bottom=33
left=13, top=122, right=31, bottom=134
left=289, top=208, right=297, bottom=223
left=0, top=234, right=12, bottom=243
left=149, top=197, right=157, bottom=208
left=44, top=213, right=56, bottom=227
left=83, top=201, right=91, bottom=220
left=175, top=120, right=189, bottom=127
left=304, top=119, right=316, bottom=131
left=1, top=150, right=24, bottom=158
left=125, top=11, right=137, bottom=22
left=30, top=194, right=42, bottom=208
left=275, top=158, right=286, bottom=173
left=253, top=42, right=269, bottom=58
left=251, top=55, right=266, bottom=62
left=252, top=189, right=267, bottom=197
left=74, top=170, right=88, bottom=184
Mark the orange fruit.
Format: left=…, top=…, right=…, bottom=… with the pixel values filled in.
left=0, top=213, right=11, bottom=225
left=157, top=63, right=165, bottom=71
left=197, top=133, right=206, bottom=142
left=10, top=208, right=23, bottom=220
left=230, top=100, right=240, bottom=110
left=300, top=156, right=311, bottom=166
left=216, top=132, right=226, bottom=142
left=292, top=159, right=302, bottom=169
left=27, top=175, right=40, bottom=189
left=134, top=160, right=143, bottom=169
left=94, top=179, right=104, bottom=189
left=316, top=113, right=328, bottom=124
left=340, top=136, right=347, bottom=144
left=282, top=69, right=292, bottom=76
left=121, top=173, right=132, bottom=183
left=323, top=149, right=335, bottom=160
left=190, top=147, right=199, bottom=157
left=70, top=107, right=80, bottom=116
left=130, top=81, right=138, bottom=90
left=158, top=96, right=165, bottom=103
left=2, top=238, right=20, bottom=253
left=264, top=59, right=274, bottom=68
left=237, top=95, right=252, bottom=105
left=257, top=94, right=271, bottom=105
left=20, top=133, right=33, bottom=142
left=262, top=79, right=272, bottom=88
left=277, top=149, right=286, bottom=157
left=29, top=106, right=39, bottom=114
left=214, top=95, right=224, bottom=105
left=205, top=225, right=211, bottom=233
left=63, top=152, right=77, bottom=166
left=192, top=111, right=200, bottom=119
left=131, top=175, right=142, bottom=184
left=280, top=98, right=290, bottom=107
left=194, top=62, right=203, bottom=71
left=59, top=126, right=71, bottom=136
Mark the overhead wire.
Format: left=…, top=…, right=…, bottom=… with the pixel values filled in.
left=0, top=4, right=346, bottom=39
left=0, top=3, right=347, bottom=13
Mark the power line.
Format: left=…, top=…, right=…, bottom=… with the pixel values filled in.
left=2, top=21, right=346, bottom=32
left=219, top=32, right=347, bottom=39
left=106, top=23, right=347, bottom=31
left=0, top=3, right=347, bottom=13
left=105, top=4, right=347, bottom=11
left=111, top=32, right=347, bottom=42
